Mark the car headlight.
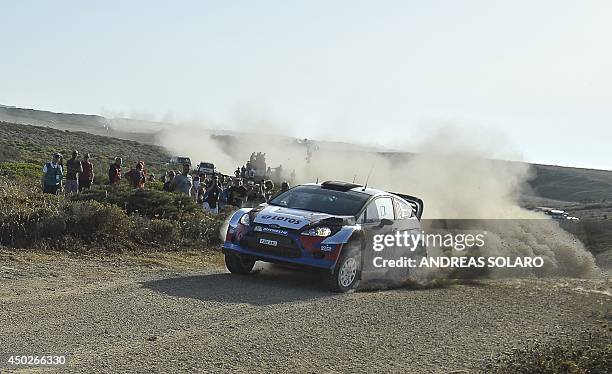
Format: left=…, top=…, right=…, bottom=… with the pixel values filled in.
left=239, top=213, right=250, bottom=226
left=302, top=226, right=332, bottom=237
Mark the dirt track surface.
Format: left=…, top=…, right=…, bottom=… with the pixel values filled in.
left=0, top=250, right=609, bottom=373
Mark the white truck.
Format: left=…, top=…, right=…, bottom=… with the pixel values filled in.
left=197, top=161, right=217, bottom=176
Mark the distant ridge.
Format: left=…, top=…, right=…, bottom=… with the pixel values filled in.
left=1, top=104, right=612, bottom=204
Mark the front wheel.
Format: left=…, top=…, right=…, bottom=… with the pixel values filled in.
left=225, top=253, right=256, bottom=274
left=325, top=243, right=361, bottom=293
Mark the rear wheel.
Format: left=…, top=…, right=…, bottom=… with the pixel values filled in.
left=225, top=253, right=256, bottom=274
left=326, top=242, right=361, bottom=292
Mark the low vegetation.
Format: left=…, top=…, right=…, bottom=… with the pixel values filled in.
left=0, top=177, right=230, bottom=251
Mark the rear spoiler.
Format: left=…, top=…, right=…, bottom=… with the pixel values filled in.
left=390, top=192, right=424, bottom=220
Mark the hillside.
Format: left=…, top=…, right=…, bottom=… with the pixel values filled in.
left=0, top=105, right=109, bottom=132
left=2, top=105, right=612, bottom=207
left=0, top=121, right=170, bottom=182
left=529, top=164, right=612, bottom=203
left=0, top=105, right=159, bottom=144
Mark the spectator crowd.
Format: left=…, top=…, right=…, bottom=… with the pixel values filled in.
left=41, top=151, right=291, bottom=214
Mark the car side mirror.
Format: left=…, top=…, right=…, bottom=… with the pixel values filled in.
left=380, top=218, right=393, bottom=227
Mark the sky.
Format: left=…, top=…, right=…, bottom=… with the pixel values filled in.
left=1, top=0, right=610, bottom=169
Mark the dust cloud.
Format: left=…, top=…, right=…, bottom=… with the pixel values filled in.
left=155, top=122, right=600, bottom=279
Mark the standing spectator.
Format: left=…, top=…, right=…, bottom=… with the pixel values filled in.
left=197, top=175, right=207, bottom=203
left=281, top=181, right=290, bottom=193
left=219, top=183, right=230, bottom=210
left=42, top=153, right=64, bottom=194
left=162, top=170, right=176, bottom=192
left=246, top=182, right=265, bottom=204
left=228, top=178, right=247, bottom=208
left=245, top=181, right=254, bottom=202
left=139, top=161, right=148, bottom=185
left=108, top=157, right=122, bottom=185
left=125, top=162, right=146, bottom=189
left=276, top=164, right=283, bottom=181
left=65, top=150, right=83, bottom=194
left=136, top=161, right=148, bottom=190
left=79, top=153, right=94, bottom=192
left=170, top=164, right=193, bottom=196
left=203, top=175, right=221, bottom=213
left=263, top=180, right=275, bottom=202
left=192, top=175, right=201, bottom=201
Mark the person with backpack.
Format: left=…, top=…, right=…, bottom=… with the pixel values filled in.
left=108, top=157, right=122, bottom=185
left=42, top=153, right=64, bottom=194
left=79, top=153, right=94, bottom=192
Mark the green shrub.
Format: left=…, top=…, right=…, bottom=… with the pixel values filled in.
left=146, top=219, right=181, bottom=243
left=0, top=180, right=132, bottom=247
left=147, top=181, right=164, bottom=191
left=0, top=143, right=21, bottom=162
left=0, top=179, right=63, bottom=245
left=0, top=162, right=41, bottom=179
left=74, top=185, right=199, bottom=220
left=63, top=200, right=134, bottom=240
left=0, top=177, right=232, bottom=251
left=177, top=210, right=227, bottom=244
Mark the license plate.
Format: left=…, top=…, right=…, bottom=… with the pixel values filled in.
left=259, top=238, right=278, bottom=246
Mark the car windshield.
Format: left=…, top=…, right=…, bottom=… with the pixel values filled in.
left=269, top=185, right=370, bottom=216
left=200, top=163, right=214, bottom=168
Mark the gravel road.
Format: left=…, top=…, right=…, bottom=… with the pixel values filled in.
left=0, top=250, right=609, bottom=373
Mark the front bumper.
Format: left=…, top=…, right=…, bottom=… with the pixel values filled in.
left=222, top=241, right=336, bottom=270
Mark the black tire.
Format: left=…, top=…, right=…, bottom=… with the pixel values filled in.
left=325, top=241, right=361, bottom=293
left=225, top=253, right=256, bottom=274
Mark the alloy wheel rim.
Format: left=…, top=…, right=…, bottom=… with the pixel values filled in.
left=339, top=258, right=357, bottom=287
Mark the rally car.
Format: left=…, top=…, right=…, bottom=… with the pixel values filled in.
left=222, top=181, right=425, bottom=292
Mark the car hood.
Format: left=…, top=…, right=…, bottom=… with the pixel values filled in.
left=252, top=205, right=339, bottom=230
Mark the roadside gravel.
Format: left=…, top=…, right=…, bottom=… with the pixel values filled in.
left=0, top=250, right=609, bottom=373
